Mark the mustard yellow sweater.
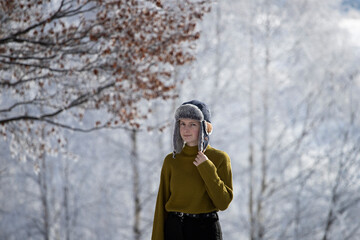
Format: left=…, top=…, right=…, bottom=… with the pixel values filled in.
left=151, top=145, right=233, bottom=240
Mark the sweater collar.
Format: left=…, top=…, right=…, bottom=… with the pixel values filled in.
left=182, top=144, right=210, bottom=156
left=182, top=144, right=198, bottom=156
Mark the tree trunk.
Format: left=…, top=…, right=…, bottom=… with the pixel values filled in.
left=256, top=8, right=271, bottom=240
left=38, top=151, right=50, bottom=240
left=131, top=129, right=141, bottom=240
left=63, top=156, right=71, bottom=240
left=247, top=13, right=256, bottom=240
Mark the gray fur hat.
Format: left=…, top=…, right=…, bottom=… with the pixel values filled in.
left=173, top=100, right=213, bottom=157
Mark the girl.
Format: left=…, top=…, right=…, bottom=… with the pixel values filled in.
left=152, top=100, right=233, bottom=240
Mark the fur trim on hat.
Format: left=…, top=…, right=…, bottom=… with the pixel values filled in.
left=175, top=104, right=204, bottom=122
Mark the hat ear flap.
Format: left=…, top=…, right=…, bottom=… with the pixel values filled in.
left=173, top=121, right=184, bottom=155
left=198, top=121, right=204, bottom=152
left=199, top=121, right=210, bottom=152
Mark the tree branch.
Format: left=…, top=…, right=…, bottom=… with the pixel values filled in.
left=41, top=118, right=134, bottom=132
left=0, top=74, right=51, bottom=87
left=0, top=0, right=96, bottom=45
left=0, top=81, right=115, bottom=125
left=0, top=0, right=66, bottom=44
left=0, top=100, right=40, bottom=113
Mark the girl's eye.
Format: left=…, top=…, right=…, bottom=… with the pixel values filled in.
left=180, top=122, right=197, bottom=127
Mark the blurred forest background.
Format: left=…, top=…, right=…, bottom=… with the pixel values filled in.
left=1, top=0, right=360, bottom=240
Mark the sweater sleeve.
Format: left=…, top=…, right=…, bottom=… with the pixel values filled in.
left=197, top=153, right=233, bottom=211
left=151, top=158, right=171, bottom=240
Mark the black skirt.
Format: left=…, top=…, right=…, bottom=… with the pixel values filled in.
left=165, top=212, right=223, bottom=240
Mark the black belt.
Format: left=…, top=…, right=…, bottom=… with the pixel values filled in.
left=169, top=211, right=218, bottom=219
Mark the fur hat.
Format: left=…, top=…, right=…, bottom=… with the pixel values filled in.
left=173, top=100, right=213, bottom=157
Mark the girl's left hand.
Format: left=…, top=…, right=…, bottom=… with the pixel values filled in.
left=194, top=151, right=209, bottom=166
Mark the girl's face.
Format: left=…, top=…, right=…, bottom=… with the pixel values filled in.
left=179, top=118, right=200, bottom=147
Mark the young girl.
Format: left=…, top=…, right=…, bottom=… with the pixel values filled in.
left=152, top=100, right=233, bottom=240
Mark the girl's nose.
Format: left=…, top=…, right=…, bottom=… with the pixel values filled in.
left=184, top=125, right=191, bottom=131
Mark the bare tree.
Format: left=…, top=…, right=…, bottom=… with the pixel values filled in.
left=0, top=0, right=210, bottom=162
